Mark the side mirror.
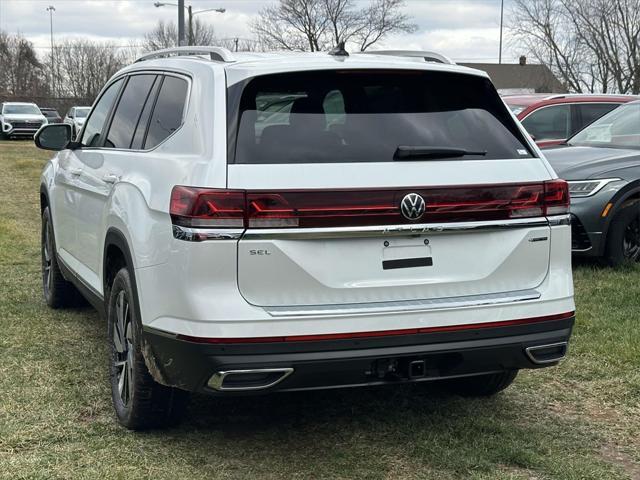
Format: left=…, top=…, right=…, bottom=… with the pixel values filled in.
left=34, top=123, right=72, bottom=151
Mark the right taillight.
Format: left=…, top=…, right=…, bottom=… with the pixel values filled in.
left=543, top=179, right=570, bottom=216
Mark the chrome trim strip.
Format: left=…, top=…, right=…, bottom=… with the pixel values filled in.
left=172, top=225, right=244, bottom=241
left=207, top=368, right=294, bottom=391
left=525, top=342, right=568, bottom=365
left=243, top=217, right=550, bottom=240
left=547, top=214, right=571, bottom=226
left=265, top=289, right=541, bottom=318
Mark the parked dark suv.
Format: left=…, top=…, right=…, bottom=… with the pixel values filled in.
left=40, top=107, right=63, bottom=124
left=544, top=100, right=640, bottom=264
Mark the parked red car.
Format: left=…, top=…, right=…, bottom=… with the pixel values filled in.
left=502, top=94, right=638, bottom=147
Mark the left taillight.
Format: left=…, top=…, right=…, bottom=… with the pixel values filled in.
left=170, top=186, right=246, bottom=228
left=543, top=179, right=570, bottom=215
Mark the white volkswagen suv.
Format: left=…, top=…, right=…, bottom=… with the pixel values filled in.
left=35, top=46, right=575, bottom=430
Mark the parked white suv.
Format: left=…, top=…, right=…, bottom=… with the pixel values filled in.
left=63, top=106, right=91, bottom=138
left=35, top=46, right=575, bottom=430
left=1, top=102, right=48, bottom=139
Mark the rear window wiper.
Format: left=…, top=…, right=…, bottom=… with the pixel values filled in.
left=394, top=146, right=488, bottom=161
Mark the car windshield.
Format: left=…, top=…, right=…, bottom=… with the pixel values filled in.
left=232, top=70, right=535, bottom=164
left=2, top=104, right=41, bottom=115
left=569, top=102, right=640, bottom=149
left=75, top=108, right=90, bottom=118
left=506, top=104, right=527, bottom=115
left=42, top=110, right=60, bottom=118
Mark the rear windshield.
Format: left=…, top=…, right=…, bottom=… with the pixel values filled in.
left=231, top=70, right=534, bottom=164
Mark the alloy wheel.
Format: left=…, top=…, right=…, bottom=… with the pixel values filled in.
left=622, top=216, right=640, bottom=262
left=113, top=290, right=134, bottom=406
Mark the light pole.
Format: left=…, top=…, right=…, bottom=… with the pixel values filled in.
left=154, top=2, right=225, bottom=46
left=498, top=0, right=504, bottom=64
left=46, top=5, right=56, bottom=97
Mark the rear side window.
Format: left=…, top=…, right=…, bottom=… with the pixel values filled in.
left=131, top=78, right=162, bottom=150
left=577, top=103, right=619, bottom=131
left=144, top=76, right=188, bottom=149
left=522, top=104, right=571, bottom=140
left=104, top=74, right=157, bottom=149
left=81, top=78, right=124, bottom=147
left=232, top=70, right=534, bottom=164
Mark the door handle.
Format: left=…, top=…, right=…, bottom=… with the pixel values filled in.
left=68, top=167, right=82, bottom=176
left=103, top=173, right=119, bottom=184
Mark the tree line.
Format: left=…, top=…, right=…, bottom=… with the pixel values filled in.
left=509, top=0, right=640, bottom=94
left=0, top=0, right=413, bottom=110
left=3, top=0, right=639, bottom=111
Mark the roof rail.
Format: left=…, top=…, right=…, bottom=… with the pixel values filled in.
left=135, top=46, right=236, bottom=63
left=358, top=50, right=454, bottom=65
left=544, top=93, right=639, bottom=100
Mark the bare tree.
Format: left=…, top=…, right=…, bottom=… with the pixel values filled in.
left=509, top=0, right=640, bottom=93
left=352, top=0, right=417, bottom=51
left=47, top=39, right=127, bottom=100
left=0, top=31, right=47, bottom=96
left=143, top=19, right=216, bottom=51
left=251, top=0, right=416, bottom=52
left=216, top=37, right=264, bottom=52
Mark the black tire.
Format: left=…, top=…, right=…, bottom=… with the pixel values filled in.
left=604, top=200, right=640, bottom=266
left=41, top=206, right=79, bottom=308
left=442, top=370, right=518, bottom=397
left=108, top=267, right=189, bottom=430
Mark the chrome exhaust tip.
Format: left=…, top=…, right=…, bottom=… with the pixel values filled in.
left=207, top=368, right=294, bottom=391
left=525, top=342, right=568, bottom=365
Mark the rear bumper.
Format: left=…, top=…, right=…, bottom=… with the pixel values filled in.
left=142, top=315, right=574, bottom=394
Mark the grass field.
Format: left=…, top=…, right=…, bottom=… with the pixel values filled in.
left=0, top=140, right=639, bottom=480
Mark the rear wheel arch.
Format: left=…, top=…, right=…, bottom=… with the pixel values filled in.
left=103, top=228, right=136, bottom=300
left=103, top=229, right=168, bottom=385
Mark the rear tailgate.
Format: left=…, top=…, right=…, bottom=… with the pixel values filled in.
left=230, top=161, right=554, bottom=308
left=219, top=68, right=564, bottom=309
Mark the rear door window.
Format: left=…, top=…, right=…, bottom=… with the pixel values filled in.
left=522, top=104, right=571, bottom=140
left=144, top=75, right=188, bottom=149
left=232, top=70, right=534, bottom=164
left=104, top=74, right=157, bottom=149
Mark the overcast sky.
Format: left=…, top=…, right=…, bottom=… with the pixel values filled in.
left=0, top=0, right=518, bottom=63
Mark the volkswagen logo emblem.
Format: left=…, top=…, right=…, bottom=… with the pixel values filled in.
left=400, top=193, right=426, bottom=221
